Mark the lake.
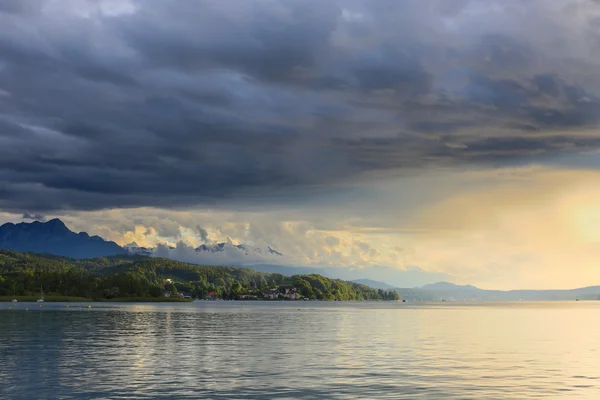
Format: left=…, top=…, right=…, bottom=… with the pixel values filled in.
left=1, top=301, right=599, bottom=399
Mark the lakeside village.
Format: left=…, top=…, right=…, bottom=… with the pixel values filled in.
left=0, top=250, right=401, bottom=302
left=162, top=279, right=303, bottom=301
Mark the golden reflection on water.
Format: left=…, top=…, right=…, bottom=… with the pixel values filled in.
left=0, top=301, right=599, bottom=399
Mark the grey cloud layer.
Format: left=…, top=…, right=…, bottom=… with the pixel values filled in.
left=1, top=0, right=600, bottom=212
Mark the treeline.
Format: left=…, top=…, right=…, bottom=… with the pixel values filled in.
left=0, top=250, right=400, bottom=301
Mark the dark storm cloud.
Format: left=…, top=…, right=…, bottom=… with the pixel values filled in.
left=1, top=0, right=600, bottom=212
left=117, top=0, right=339, bottom=83
left=0, top=0, right=39, bottom=15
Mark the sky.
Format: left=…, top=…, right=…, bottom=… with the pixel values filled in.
left=2, top=0, right=600, bottom=289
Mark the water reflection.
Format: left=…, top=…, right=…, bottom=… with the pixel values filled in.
left=1, top=302, right=599, bottom=399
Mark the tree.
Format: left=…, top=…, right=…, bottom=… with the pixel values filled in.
left=294, top=278, right=314, bottom=299
left=259, top=276, right=269, bottom=289
left=149, top=285, right=162, bottom=297
left=231, top=281, right=242, bottom=295
left=214, top=278, right=226, bottom=288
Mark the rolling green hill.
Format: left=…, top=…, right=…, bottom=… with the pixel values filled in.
left=0, top=250, right=400, bottom=301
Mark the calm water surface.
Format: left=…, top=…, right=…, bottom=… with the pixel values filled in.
left=1, top=301, right=599, bottom=399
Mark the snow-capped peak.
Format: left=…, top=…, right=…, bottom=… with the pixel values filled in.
left=123, top=242, right=153, bottom=256
left=194, top=242, right=282, bottom=257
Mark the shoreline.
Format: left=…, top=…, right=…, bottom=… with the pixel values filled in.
left=1, top=296, right=401, bottom=303
left=0, top=296, right=192, bottom=303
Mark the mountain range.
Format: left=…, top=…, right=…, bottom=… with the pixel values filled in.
left=124, top=241, right=283, bottom=257
left=0, top=218, right=289, bottom=265
left=0, top=219, right=126, bottom=259
left=194, top=243, right=283, bottom=256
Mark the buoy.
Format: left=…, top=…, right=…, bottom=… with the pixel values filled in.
left=298, top=308, right=301, bottom=310
left=66, top=305, right=69, bottom=308
left=26, top=308, right=29, bottom=311
left=88, top=305, right=91, bottom=308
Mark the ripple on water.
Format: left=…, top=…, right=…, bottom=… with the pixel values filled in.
left=1, top=301, right=600, bottom=399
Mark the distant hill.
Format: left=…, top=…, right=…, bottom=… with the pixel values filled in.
left=351, top=279, right=396, bottom=290
left=0, top=219, right=127, bottom=259
left=241, top=263, right=331, bottom=277
left=419, top=281, right=480, bottom=291
left=392, top=281, right=600, bottom=301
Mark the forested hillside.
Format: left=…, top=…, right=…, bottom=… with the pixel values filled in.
left=0, top=250, right=400, bottom=301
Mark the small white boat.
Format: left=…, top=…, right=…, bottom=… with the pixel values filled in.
left=11, top=282, right=18, bottom=303
left=37, top=286, right=44, bottom=303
